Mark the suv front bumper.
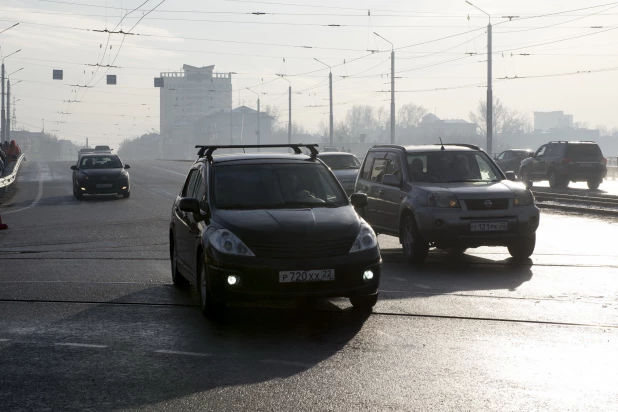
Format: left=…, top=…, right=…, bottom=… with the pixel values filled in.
left=206, top=247, right=381, bottom=302
left=415, top=205, right=540, bottom=248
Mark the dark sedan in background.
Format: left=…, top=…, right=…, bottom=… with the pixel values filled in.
left=317, top=152, right=361, bottom=195
left=71, top=154, right=131, bottom=199
left=495, top=149, right=534, bottom=175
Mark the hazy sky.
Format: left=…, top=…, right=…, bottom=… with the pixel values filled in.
left=3, top=0, right=618, bottom=147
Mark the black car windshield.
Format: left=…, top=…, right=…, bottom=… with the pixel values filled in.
left=407, top=151, right=502, bottom=183
left=80, top=156, right=123, bottom=169
left=213, top=163, right=348, bottom=209
left=319, top=154, right=360, bottom=170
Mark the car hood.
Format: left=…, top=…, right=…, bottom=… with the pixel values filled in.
left=214, top=206, right=360, bottom=244
left=79, top=169, right=125, bottom=179
left=331, top=168, right=359, bottom=183
left=418, top=180, right=526, bottom=199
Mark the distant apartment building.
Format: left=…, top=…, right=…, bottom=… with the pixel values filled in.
left=534, top=111, right=573, bottom=132
left=155, top=64, right=233, bottom=157
left=415, top=113, right=478, bottom=137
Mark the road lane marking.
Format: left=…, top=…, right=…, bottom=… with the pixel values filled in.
left=392, top=277, right=408, bottom=282
left=55, top=342, right=107, bottom=349
left=139, top=163, right=188, bottom=177
left=4, top=162, right=44, bottom=215
left=154, top=350, right=212, bottom=357
left=0, top=339, right=10, bottom=342
left=415, top=284, right=432, bottom=289
left=260, top=359, right=312, bottom=368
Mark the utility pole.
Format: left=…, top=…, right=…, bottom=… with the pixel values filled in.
left=86, top=137, right=88, bottom=148
left=1, top=63, right=5, bottom=142
left=466, top=1, right=492, bottom=154
left=288, top=85, right=292, bottom=145
left=229, top=72, right=236, bottom=148
left=374, top=32, right=396, bottom=144
left=6, top=79, right=9, bottom=141
left=314, top=59, right=333, bottom=146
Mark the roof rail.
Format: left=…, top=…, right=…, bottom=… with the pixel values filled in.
left=371, top=144, right=407, bottom=150
left=194, top=144, right=319, bottom=160
left=548, top=140, right=595, bottom=144
left=437, top=143, right=483, bottom=151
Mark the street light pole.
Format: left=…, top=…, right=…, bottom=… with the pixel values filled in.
left=374, top=32, right=395, bottom=144
left=314, top=58, right=333, bottom=146
left=1, top=49, right=22, bottom=142
left=465, top=1, right=492, bottom=154
left=246, top=87, right=260, bottom=151
left=276, top=75, right=292, bottom=145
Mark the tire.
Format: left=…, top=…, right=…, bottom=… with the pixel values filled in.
left=508, top=233, right=536, bottom=261
left=520, top=169, right=533, bottom=188
left=170, top=239, right=188, bottom=286
left=350, top=294, right=378, bottom=312
left=401, top=214, right=429, bottom=264
left=197, top=253, right=226, bottom=319
left=548, top=169, right=559, bottom=188
left=122, top=191, right=130, bottom=198
left=587, top=179, right=601, bottom=190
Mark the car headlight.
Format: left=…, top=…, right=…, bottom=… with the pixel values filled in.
left=514, top=191, right=534, bottom=206
left=427, top=192, right=460, bottom=208
left=77, top=172, right=89, bottom=180
left=209, top=229, right=255, bottom=256
left=349, top=220, right=378, bottom=253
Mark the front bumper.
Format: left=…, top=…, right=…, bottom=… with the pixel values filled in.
left=206, top=247, right=381, bottom=302
left=415, top=204, right=540, bottom=248
left=76, top=180, right=129, bottom=195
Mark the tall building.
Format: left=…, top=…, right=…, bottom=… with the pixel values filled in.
left=534, top=111, right=573, bottom=132
left=155, top=65, right=232, bottom=157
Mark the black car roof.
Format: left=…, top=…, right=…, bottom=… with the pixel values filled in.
left=79, top=153, right=120, bottom=158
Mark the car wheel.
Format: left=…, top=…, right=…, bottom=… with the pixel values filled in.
left=520, top=169, right=532, bottom=188
left=170, top=239, right=187, bottom=286
left=401, top=215, right=429, bottom=264
left=197, top=253, right=226, bottom=319
left=508, top=233, right=536, bottom=261
left=349, top=294, right=378, bottom=312
left=587, top=179, right=601, bottom=190
left=122, top=191, right=130, bottom=199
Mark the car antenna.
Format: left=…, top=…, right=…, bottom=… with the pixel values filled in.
left=439, top=137, right=445, bottom=151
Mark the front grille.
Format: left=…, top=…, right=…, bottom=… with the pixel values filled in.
left=464, top=198, right=509, bottom=210
left=249, top=237, right=356, bottom=259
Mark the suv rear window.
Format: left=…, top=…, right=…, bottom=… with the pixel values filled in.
left=213, top=163, right=348, bottom=209
left=566, top=144, right=602, bottom=160
left=319, top=154, right=360, bottom=170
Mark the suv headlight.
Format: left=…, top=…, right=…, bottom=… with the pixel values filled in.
left=514, top=191, right=534, bottom=207
left=209, top=229, right=255, bottom=256
left=427, top=192, right=460, bottom=208
left=349, top=220, right=378, bottom=253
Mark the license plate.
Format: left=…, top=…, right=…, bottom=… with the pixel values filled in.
left=96, top=184, right=113, bottom=188
left=279, top=269, right=335, bottom=283
left=470, top=221, right=508, bottom=232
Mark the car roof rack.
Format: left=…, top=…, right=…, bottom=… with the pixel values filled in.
left=548, top=140, right=595, bottom=144
left=437, top=143, right=482, bottom=151
left=195, top=144, right=319, bottom=161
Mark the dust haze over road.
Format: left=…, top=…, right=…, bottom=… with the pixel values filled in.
left=0, top=160, right=616, bottom=411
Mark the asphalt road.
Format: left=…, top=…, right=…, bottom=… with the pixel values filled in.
left=0, top=160, right=617, bottom=412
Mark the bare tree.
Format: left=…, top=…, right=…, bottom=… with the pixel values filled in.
left=345, top=105, right=376, bottom=140
left=574, top=121, right=590, bottom=130
left=397, top=103, right=428, bottom=128
left=334, top=121, right=351, bottom=143
left=317, top=119, right=329, bottom=138
left=469, top=97, right=531, bottom=137
left=597, top=125, right=609, bottom=136
left=264, top=105, right=282, bottom=126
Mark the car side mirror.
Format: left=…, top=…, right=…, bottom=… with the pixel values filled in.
left=382, top=174, right=401, bottom=187
left=71, top=165, right=78, bottom=171
left=504, top=171, right=517, bottom=181
left=178, top=197, right=200, bottom=214
left=350, top=193, right=368, bottom=208
left=124, top=164, right=131, bottom=169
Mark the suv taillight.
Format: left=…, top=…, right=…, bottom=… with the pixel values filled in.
left=601, top=157, right=607, bottom=165
left=562, top=157, right=573, bottom=165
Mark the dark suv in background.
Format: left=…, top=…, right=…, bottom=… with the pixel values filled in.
left=495, top=149, right=534, bottom=175
left=520, top=141, right=607, bottom=189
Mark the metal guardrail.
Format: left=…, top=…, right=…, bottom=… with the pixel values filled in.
left=0, top=154, right=26, bottom=190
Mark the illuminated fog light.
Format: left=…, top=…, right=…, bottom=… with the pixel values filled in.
left=122, top=186, right=127, bottom=190
left=80, top=187, right=86, bottom=191
left=227, top=275, right=239, bottom=286
left=363, top=270, right=374, bottom=282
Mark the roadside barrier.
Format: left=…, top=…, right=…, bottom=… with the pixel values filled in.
left=0, top=154, right=26, bottom=229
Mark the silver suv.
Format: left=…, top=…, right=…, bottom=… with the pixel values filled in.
left=355, top=144, right=540, bottom=263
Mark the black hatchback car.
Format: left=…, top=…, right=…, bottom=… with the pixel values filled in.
left=169, top=144, right=381, bottom=318
left=520, top=141, right=607, bottom=189
left=71, top=154, right=131, bottom=198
